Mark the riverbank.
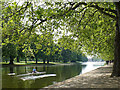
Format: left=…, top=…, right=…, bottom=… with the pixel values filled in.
left=1, top=61, right=77, bottom=67
left=44, top=64, right=120, bottom=88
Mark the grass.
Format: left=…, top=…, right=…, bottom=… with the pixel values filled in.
left=0, top=61, right=72, bottom=65
left=0, top=62, right=9, bottom=64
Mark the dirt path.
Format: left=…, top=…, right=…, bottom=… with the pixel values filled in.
left=44, top=64, right=120, bottom=88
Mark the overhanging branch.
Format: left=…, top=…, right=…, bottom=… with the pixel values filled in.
left=90, top=4, right=116, bottom=19
left=19, top=2, right=117, bottom=34
left=5, top=2, right=31, bottom=19
left=70, top=2, right=116, bottom=19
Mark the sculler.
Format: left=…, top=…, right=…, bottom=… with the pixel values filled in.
left=32, top=67, right=37, bottom=73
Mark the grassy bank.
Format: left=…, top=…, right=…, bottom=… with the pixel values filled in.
left=0, top=61, right=75, bottom=66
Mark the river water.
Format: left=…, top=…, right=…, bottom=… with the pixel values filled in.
left=2, top=62, right=105, bottom=88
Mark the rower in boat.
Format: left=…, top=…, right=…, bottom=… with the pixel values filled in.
left=32, top=67, right=37, bottom=73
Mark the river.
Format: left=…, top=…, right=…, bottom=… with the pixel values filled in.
left=2, top=62, right=105, bottom=88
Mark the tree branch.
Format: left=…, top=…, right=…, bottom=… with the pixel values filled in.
left=79, top=9, right=87, bottom=25
left=90, top=4, right=116, bottom=19
left=5, top=2, right=31, bottom=19
left=93, top=3, right=117, bottom=14
left=19, top=2, right=117, bottom=34
left=68, top=2, right=116, bottom=19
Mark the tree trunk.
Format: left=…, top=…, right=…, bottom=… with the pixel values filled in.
left=25, top=57, right=27, bottom=63
left=43, top=59, right=45, bottom=64
left=5, top=59, right=8, bottom=63
left=111, top=2, right=120, bottom=77
left=47, top=59, right=49, bottom=64
left=9, top=56, right=14, bottom=65
left=36, top=57, right=38, bottom=64
left=17, top=56, right=19, bottom=62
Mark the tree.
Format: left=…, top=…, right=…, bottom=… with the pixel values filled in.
left=41, top=2, right=120, bottom=77
left=16, top=45, right=24, bottom=62
left=2, top=43, right=17, bottom=64
left=2, top=1, right=120, bottom=76
left=111, top=2, right=120, bottom=77
left=2, top=2, right=31, bottom=64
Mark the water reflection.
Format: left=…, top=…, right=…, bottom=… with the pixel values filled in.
left=2, top=62, right=104, bottom=88
left=81, top=62, right=105, bottom=74
left=9, top=66, right=14, bottom=73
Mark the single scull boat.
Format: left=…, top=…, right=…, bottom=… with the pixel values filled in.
left=16, top=72, right=46, bottom=77
left=21, top=74, right=56, bottom=81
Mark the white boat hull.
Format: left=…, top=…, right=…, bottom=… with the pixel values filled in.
left=16, top=72, right=46, bottom=77
left=21, top=74, right=56, bottom=81
left=8, top=73, right=15, bottom=76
